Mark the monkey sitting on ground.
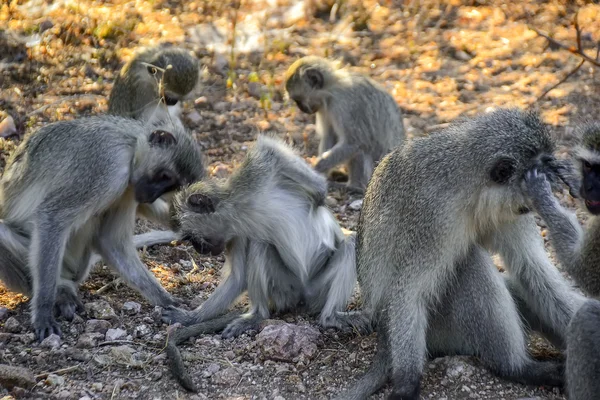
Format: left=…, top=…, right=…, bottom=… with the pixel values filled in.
left=108, top=46, right=199, bottom=125
left=336, top=109, right=585, bottom=400
left=284, top=56, right=405, bottom=193
left=160, top=135, right=362, bottom=391
left=0, top=116, right=204, bottom=340
left=522, top=122, right=600, bottom=400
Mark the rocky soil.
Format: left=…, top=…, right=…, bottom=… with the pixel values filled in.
left=1, top=0, right=600, bottom=399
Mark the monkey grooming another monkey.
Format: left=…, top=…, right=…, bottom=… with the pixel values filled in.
left=108, top=46, right=199, bottom=125
left=0, top=116, right=204, bottom=340
left=522, top=122, right=600, bottom=400
left=284, top=56, right=405, bottom=193
left=337, top=109, right=584, bottom=400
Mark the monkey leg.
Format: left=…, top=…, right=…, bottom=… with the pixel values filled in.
left=428, top=245, right=564, bottom=388
left=0, top=222, right=31, bottom=295
left=346, top=153, right=373, bottom=193
left=566, top=299, right=600, bottom=400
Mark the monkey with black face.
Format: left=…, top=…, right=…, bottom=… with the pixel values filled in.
left=337, top=109, right=584, bottom=400
left=284, top=56, right=405, bottom=193
left=522, top=122, right=600, bottom=400
left=108, top=46, right=199, bottom=126
left=0, top=116, right=204, bottom=340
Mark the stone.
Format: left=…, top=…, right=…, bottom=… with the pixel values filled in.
left=85, top=301, right=117, bottom=320
left=256, top=323, right=321, bottom=362
left=202, top=363, right=220, bottom=378
left=65, top=348, right=91, bottom=362
left=4, top=316, right=21, bottom=333
left=348, top=199, right=363, bottom=211
left=186, top=110, right=202, bottom=125
left=85, top=319, right=111, bottom=334
left=45, top=373, right=65, bottom=387
left=105, top=328, right=127, bottom=341
left=325, top=196, right=338, bottom=207
left=122, top=301, right=141, bottom=315
left=0, top=116, right=17, bottom=138
left=212, top=367, right=241, bottom=385
left=0, top=307, right=9, bottom=321
left=76, top=332, right=104, bottom=348
left=0, top=364, right=35, bottom=389
left=40, top=333, right=61, bottom=350
left=133, top=324, right=151, bottom=338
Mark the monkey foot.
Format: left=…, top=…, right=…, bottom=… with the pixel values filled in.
left=221, top=316, right=260, bottom=339
left=33, top=314, right=62, bottom=341
left=162, top=306, right=195, bottom=326
left=55, top=286, right=84, bottom=321
left=327, top=311, right=373, bottom=335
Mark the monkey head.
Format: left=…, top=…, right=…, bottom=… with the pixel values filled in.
left=574, top=122, right=600, bottom=214
left=170, top=180, right=230, bottom=256
left=284, top=56, right=337, bottom=114
left=132, top=124, right=205, bottom=205
left=145, top=48, right=200, bottom=107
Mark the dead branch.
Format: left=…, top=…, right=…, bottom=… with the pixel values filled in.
left=35, top=365, right=81, bottom=380
left=529, top=25, right=600, bottom=68
left=536, top=60, right=585, bottom=102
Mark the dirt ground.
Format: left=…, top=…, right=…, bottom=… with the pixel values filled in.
left=1, top=0, right=600, bottom=399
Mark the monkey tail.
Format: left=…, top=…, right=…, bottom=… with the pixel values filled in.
left=166, top=311, right=243, bottom=392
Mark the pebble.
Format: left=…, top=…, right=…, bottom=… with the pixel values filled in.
left=57, top=390, right=71, bottom=399
left=85, top=319, right=111, bottom=334
left=348, top=199, right=363, bottom=211
left=122, top=301, right=141, bottom=315
left=76, top=332, right=104, bottom=348
left=45, top=373, right=65, bottom=387
left=0, top=307, right=9, bottom=321
left=40, top=333, right=61, bottom=350
left=202, top=363, right=220, bottom=378
left=65, top=347, right=91, bottom=362
left=325, top=196, right=338, bottom=207
left=212, top=367, right=241, bottom=385
left=133, top=324, right=151, bottom=338
left=105, top=328, right=127, bottom=341
left=0, top=364, right=36, bottom=389
left=0, top=116, right=17, bottom=138
left=85, top=301, right=117, bottom=320
left=4, top=316, right=21, bottom=333
left=91, top=382, right=103, bottom=392
left=256, top=323, right=321, bottom=362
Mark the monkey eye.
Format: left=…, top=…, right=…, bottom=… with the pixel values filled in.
left=583, top=160, right=593, bottom=173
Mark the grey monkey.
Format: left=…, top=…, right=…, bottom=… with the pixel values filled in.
left=0, top=116, right=204, bottom=340
left=108, top=46, right=201, bottom=245
left=337, top=109, right=584, bottom=400
left=522, top=122, right=600, bottom=400
left=108, top=46, right=199, bottom=125
left=284, top=56, right=405, bottom=193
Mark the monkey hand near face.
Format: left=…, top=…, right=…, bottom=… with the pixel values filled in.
left=523, top=167, right=556, bottom=211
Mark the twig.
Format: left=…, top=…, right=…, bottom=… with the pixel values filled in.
left=35, top=365, right=81, bottom=380
left=529, top=25, right=600, bottom=68
left=98, top=340, right=142, bottom=347
left=535, top=59, right=585, bottom=103
left=95, top=278, right=121, bottom=295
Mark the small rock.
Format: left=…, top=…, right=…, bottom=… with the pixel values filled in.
left=40, top=333, right=61, bottom=350
left=212, top=367, right=241, bottom=385
left=202, top=363, right=220, bottom=378
left=79, top=397, right=92, bottom=400
left=186, top=110, right=202, bottom=125
left=105, top=328, right=127, bottom=341
left=256, top=323, right=321, bottom=362
left=150, top=370, right=162, bottom=381
left=0, top=116, right=17, bottom=138
left=0, top=364, right=35, bottom=389
left=45, top=373, right=65, bottom=387
left=109, top=345, right=138, bottom=365
left=223, top=350, right=235, bottom=360
left=133, top=324, right=151, bottom=338
left=325, top=196, right=338, bottom=207
left=57, top=390, right=71, bottom=399
left=348, top=199, right=363, bottom=211
left=85, top=319, right=111, bottom=334
left=122, top=301, right=141, bottom=315
left=65, top=348, right=91, bottom=362
left=16, top=333, right=35, bottom=344
left=0, top=307, right=9, bottom=321
left=213, top=102, right=230, bottom=112
left=76, top=332, right=104, bottom=348
left=0, top=332, right=11, bottom=344
left=85, top=301, right=117, bottom=320
left=213, top=54, right=229, bottom=76
left=274, top=396, right=285, bottom=400
left=247, top=82, right=265, bottom=99
left=39, top=20, right=54, bottom=32
left=91, top=382, right=103, bottom=392
left=4, top=316, right=20, bottom=333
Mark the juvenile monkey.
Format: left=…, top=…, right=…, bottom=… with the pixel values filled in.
left=108, top=46, right=200, bottom=125
left=337, top=109, right=584, bottom=399
left=284, top=56, right=405, bottom=193
left=0, top=116, right=204, bottom=340
left=523, top=122, right=600, bottom=400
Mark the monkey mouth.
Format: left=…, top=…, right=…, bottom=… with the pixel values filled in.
left=585, top=199, right=600, bottom=215
left=183, top=235, right=225, bottom=256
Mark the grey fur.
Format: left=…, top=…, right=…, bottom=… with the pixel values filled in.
left=284, top=56, right=405, bottom=192
left=0, top=115, right=204, bottom=340
left=161, top=135, right=360, bottom=341
left=338, top=109, right=583, bottom=399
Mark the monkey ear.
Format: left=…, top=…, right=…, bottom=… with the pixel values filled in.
left=187, top=193, right=217, bottom=214
left=149, top=130, right=177, bottom=147
left=490, top=156, right=517, bottom=184
left=305, top=68, right=324, bottom=89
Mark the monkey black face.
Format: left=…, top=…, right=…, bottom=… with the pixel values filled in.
left=580, top=159, right=600, bottom=214
left=134, top=169, right=180, bottom=204
left=183, top=234, right=225, bottom=256
left=294, top=99, right=316, bottom=114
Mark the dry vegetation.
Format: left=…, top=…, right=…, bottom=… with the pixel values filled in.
left=1, top=0, right=600, bottom=399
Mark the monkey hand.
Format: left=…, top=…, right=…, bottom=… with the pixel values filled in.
left=162, top=305, right=195, bottom=326
left=33, top=312, right=62, bottom=341
left=55, top=285, right=85, bottom=321
left=523, top=167, right=556, bottom=210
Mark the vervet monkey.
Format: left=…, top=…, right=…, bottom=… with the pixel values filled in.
left=0, top=116, right=204, bottom=340
left=284, top=56, right=405, bottom=193
left=108, top=46, right=200, bottom=125
left=522, top=122, right=600, bottom=400
left=160, top=135, right=361, bottom=390
left=337, top=109, right=584, bottom=399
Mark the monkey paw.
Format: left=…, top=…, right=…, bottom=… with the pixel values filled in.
left=324, top=311, right=373, bottom=335
left=221, top=316, right=260, bottom=339
left=33, top=314, right=62, bottom=341
left=55, top=286, right=84, bottom=321
left=161, top=306, right=194, bottom=326
left=523, top=167, right=553, bottom=203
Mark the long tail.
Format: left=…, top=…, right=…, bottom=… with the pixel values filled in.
left=166, top=311, right=243, bottom=392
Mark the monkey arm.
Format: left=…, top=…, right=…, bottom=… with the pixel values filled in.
left=314, top=142, right=360, bottom=173
left=137, top=198, right=171, bottom=227
left=316, top=112, right=337, bottom=156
